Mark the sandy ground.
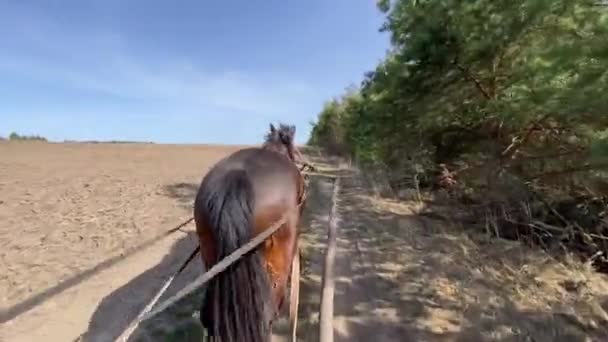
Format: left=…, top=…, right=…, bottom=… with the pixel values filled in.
left=2, top=142, right=608, bottom=342
left=0, top=142, right=334, bottom=342
left=0, top=142, right=242, bottom=341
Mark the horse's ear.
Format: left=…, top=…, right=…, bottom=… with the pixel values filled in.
left=290, top=125, right=296, bottom=137
left=269, top=123, right=276, bottom=133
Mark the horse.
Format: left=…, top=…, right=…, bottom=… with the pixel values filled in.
left=194, top=123, right=307, bottom=342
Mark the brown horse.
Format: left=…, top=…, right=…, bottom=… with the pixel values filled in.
left=194, top=123, right=307, bottom=342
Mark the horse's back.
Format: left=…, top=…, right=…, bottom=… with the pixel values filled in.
left=205, top=147, right=300, bottom=198
left=217, top=147, right=298, bottom=177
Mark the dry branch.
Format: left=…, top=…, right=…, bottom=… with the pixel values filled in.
left=454, top=61, right=492, bottom=99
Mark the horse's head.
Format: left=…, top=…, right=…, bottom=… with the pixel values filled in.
left=263, top=123, right=298, bottom=162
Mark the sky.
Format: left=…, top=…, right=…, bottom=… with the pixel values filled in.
left=0, top=0, right=389, bottom=144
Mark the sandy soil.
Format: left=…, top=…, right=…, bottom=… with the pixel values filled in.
left=2, top=142, right=608, bottom=342
left=0, top=142, right=243, bottom=341
left=0, top=142, right=335, bottom=342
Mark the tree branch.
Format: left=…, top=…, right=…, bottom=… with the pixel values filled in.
left=500, top=114, right=551, bottom=162
left=453, top=60, right=492, bottom=99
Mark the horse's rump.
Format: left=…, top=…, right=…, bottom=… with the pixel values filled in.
left=194, top=146, right=303, bottom=341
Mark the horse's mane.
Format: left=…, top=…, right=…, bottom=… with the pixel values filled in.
left=262, top=123, right=297, bottom=162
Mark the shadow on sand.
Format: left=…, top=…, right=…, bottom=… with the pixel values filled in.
left=80, top=231, right=206, bottom=342
left=162, top=182, right=199, bottom=211
left=0, top=229, right=196, bottom=325
left=82, top=180, right=206, bottom=341
left=1, top=182, right=204, bottom=335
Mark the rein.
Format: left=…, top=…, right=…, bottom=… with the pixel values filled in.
left=145, top=178, right=307, bottom=320
left=116, top=163, right=310, bottom=341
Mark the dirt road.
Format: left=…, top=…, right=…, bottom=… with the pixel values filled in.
left=301, top=156, right=608, bottom=342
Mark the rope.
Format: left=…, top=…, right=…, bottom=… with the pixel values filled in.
left=164, top=217, right=194, bottom=235
left=115, top=245, right=200, bottom=342
left=141, top=199, right=306, bottom=322
left=115, top=184, right=308, bottom=342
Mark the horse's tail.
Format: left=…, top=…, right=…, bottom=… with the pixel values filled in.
left=197, top=169, right=271, bottom=342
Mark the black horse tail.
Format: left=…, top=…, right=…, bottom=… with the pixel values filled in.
left=196, top=169, right=271, bottom=342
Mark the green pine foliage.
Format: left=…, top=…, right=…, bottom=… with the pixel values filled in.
left=309, top=0, right=608, bottom=266
left=310, top=0, right=607, bottom=180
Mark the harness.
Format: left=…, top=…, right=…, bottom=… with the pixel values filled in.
left=267, top=162, right=309, bottom=293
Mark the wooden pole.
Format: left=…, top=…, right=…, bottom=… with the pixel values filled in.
left=289, top=248, right=301, bottom=342
left=318, top=178, right=340, bottom=342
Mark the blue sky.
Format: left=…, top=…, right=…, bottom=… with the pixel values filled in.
left=0, top=1, right=389, bottom=144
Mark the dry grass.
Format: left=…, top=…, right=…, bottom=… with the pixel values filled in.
left=357, top=191, right=607, bottom=340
